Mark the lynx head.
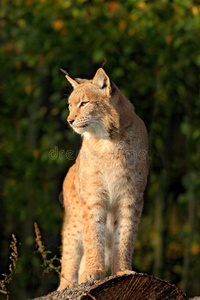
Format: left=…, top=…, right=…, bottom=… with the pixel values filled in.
left=63, top=68, right=119, bottom=140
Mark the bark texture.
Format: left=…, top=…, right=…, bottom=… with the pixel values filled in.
left=32, top=273, right=190, bottom=300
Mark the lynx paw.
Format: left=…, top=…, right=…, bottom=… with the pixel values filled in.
left=57, top=282, right=69, bottom=291
left=57, top=277, right=76, bottom=291
left=79, top=269, right=105, bottom=284
left=116, top=270, right=136, bottom=276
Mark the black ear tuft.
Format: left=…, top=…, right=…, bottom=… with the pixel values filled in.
left=60, top=68, right=69, bottom=76
left=102, top=58, right=107, bottom=69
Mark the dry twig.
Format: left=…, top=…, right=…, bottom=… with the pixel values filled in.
left=0, top=234, right=18, bottom=299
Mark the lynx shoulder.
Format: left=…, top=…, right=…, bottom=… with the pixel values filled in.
left=58, top=68, right=148, bottom=290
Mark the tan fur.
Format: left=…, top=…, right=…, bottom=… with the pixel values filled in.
left=58, top=68, right=149, bottom=290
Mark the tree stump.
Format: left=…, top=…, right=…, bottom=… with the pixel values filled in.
left=32, top=273, right=191, bottom=300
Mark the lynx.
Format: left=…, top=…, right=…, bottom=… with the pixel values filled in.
left=58, top=68, right=148, bottom=290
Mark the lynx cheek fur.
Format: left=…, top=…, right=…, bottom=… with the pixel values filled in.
left=58, top=68, right=149, bottom=290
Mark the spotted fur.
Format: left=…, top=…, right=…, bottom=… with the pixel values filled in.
left=58, top=68, right=149, bottom=290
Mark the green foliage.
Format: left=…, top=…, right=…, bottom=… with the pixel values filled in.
left=0, top=0, right=200, bottom=298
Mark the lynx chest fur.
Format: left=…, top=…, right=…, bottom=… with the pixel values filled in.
left=58, top=68, right=148, bottom=290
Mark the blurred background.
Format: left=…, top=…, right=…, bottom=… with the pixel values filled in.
left=0, top=0, right=200, bottom=299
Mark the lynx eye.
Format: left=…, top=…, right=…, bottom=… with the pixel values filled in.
left=80, top=101, right=89, bottom=108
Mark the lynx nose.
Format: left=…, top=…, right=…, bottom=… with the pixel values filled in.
left=67, top=118, right=74, bottom=125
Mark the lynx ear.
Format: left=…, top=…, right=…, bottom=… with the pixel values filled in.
left=60, top=69, right=79, bottom=89
left=65, top=75, right=79, bottom=89
left=93, top=68, right=111, bottom=94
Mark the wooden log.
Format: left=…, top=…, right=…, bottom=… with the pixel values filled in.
left=32, top=273, right=190, bottom=300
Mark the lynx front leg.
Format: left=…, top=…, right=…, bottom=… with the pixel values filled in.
left=58, top=210, right=82, bottom=291
left=79, top=198, right=107, bottom=284
left=112, top=193, right=143, bottom=275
